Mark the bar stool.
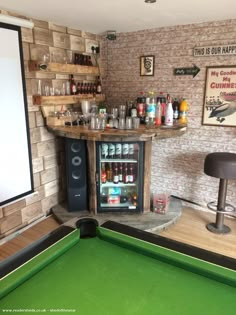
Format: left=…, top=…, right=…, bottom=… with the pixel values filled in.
left=204, top=152, right=236, bottom=234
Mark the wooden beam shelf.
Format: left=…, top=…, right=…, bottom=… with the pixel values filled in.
left=33, top=94, right=105, bottom=106
left=29, top=61, right=99, bottom=75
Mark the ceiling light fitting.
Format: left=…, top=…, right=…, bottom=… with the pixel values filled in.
left=145, top=0, right=156, bottom=3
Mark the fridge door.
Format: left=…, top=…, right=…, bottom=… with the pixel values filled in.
left=96, top=141, right=144, bottom=212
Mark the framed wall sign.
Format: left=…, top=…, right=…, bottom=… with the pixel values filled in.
left=202, top=65, right=236, bottom=127
left=140, top=55, right=155, bottom=76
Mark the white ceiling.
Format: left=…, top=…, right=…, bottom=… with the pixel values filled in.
left=0, top=0, right=236, bottom=34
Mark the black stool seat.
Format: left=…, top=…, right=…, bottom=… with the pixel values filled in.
left=204, top=152, right=236, bottom=180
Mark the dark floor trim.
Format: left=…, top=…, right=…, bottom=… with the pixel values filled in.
left=101, top=221, right=236, bottom=271
left=0, top=225, right=75, bottom=279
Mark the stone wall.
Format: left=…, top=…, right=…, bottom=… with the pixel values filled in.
left=0, top=9, right=99, bottom=238
left=101, top=19, right=236, bottom=208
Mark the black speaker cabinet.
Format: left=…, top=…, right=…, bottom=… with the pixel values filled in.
left=65, top=138, right=88, bottom=212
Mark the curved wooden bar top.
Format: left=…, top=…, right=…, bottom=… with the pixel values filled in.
left=47, top=124, right=187, bottom=142
left=47, top=123, right=187, bottom=213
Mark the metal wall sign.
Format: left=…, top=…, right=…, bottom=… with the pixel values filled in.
left=193, top=45, right=236, bottom=57
left=174, top=65, right=200, bottom=78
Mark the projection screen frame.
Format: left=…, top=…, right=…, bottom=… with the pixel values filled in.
left=0, top=22, right=34, bottom=207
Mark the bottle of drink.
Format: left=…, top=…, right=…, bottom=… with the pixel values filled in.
left=179, top=98, right=188, bottom=124
left=128, top=163, right=134, bottom=183
left=113, top=163, right=119, bottom=184
left=80, top=82, right=84, bottom=95
left=159, top=92, right=166, bottom=124
left=101, top=163, right=107, bottom=183
left=165, top=99, right=174, bottom=126
left=118, top=163, right=123, bottom=182
left=70, top=74, right=77, bottom=95
left=131, top=102, right=137, bottom=118
left=146, top=92, right=156, bottom=126
left=98, top=103, right=106, bottom=117
left=76, top=82, right=81, bottom=94
left=106, top=163, right=113, bottom=182
left=123, top=163, right=129, bottom=184
left=96, top=76, right=102, bottom=94
left=137, top=92, right=146, bottom=124
left=155, top=100, right=162, bottom=126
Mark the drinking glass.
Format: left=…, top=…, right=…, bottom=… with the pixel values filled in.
left=132, top=117, right=140, bottom=129
left=126, top=116, right=133, bottom=129
left=119, top=117, right=125, bottom=129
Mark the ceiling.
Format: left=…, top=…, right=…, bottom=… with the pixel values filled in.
left=0, top=0, right=235, bottom=34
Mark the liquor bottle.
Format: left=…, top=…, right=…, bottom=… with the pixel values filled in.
left=146, top=92, right=156, bottom=125
left=123, top=163, right=129, bottom=184
left=106, top=163, right=113, bottom=182
left=93, top=83, right=97, bottom=95
left=165, top=100, right=174, bottom=126
left=70, top=74, right=76, bottom=95
left=98, top=103, right=106, bottom=117
left=84, top=83, right=88, bottom=94
left=131, top=102, right=137, bottom=118
left=137, top=92, right=146, bottom=124
left=118, top=163, right=123, bottom=183
left=101, top=163, right=107, bottom=183
left=96, top=76, right=102, bottom=94
left=155, top=100, right=162, bottom=126
left=113, top=163, right=119, bottom=184
left=159, top=92, right=166, bottom=124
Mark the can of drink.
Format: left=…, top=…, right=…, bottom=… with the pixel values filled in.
left=122, top=143, right=129, bottom=158
left=115, top=143, right=122, bottom=158
left=101, top=143, right=108, bottom=158
left=108, top=143, right=115, bottom=158
left=129, top=144, right=134, bottom=159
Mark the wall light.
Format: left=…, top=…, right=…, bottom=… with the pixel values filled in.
left=0, top=13, right=34, bottom=29
left=145, top=0, right=157, bottom=3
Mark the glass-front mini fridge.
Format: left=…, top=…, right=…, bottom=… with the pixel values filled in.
left=96, top=141, right=144, bottom=212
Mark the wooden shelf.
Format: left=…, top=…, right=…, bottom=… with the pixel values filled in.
left=33, top=94, right=105, bottom=106
left=29, top=61, right=99, bottom=75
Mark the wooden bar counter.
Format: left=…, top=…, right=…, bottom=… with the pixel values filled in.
left=48, top=124, right=187, bottom=214
left=47, top=124, right=187, bottom=142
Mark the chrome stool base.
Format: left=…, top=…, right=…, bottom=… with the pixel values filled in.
left=206, top=222, right=231, bottom=234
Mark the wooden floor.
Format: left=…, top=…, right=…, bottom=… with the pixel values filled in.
left=160, top=207, right=236, bottom=259
left=0, top=216, right=60, bottom=260
left=0, top=207, right=236, bottom=261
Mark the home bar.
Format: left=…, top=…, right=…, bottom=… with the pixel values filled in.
left=0, top=2, right=236, bottom=314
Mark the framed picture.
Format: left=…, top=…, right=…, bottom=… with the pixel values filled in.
left=140, top=55, right=155, bottom=76
left=202, top=65, right=236, bottom=127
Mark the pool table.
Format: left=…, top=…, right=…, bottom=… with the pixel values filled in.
left=1, top=219, right=236, bottom=315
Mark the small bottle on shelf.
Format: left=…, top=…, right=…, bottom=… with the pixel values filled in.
left=115, top=143, right=122, bottom=159
left=70, top=74, right=77, bottom=95
left=106, top=163, right=113, bottom=182
left=128, top=144, right=134, bottom=159
left=113, top=163, right=119, bottom=184
left=96, top=76, right=102, bottom=94
left=128, top=163, right=134, bottom=183
left=123, top=163, right=129, bottom=184
left=101, top=163, right=107, bottom=183
left=118, top=163, right=123, bottom=183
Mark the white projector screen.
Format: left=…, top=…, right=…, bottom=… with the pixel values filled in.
left=0, top=23, right=34, bottom=206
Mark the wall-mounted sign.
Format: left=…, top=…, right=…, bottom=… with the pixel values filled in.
left=194, top=45, right=236, bottom=57
left=174, top=65, right=200, bottom=78
left=202, top=66, right=236, bottom=127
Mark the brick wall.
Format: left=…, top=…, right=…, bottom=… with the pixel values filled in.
left=101, top=19, right=236, bottom=208
left=0, top=9, right=99, bottom=238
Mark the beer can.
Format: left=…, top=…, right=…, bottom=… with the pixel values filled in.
left=108, top=143, right=115, bottom=158
left=101, top=143, right=108, bottom=158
